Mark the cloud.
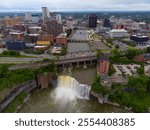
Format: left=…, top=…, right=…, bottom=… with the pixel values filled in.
left=0, top=0, right=150, bottom=11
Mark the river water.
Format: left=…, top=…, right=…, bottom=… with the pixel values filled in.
left=19, top=65, right=127, bottom=113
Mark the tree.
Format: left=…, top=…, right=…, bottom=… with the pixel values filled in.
left=137, top=65, right=144, bottom=75
left=146, top=78, right=150, bottom=92
left=108, top=64, right=116, bottom=76
left=96, top=50, right=103, bottom=58
left=109, top=48, right=121, bottom=63
left=147, top=47, right=150, bottom=53
left=67, top=29, right=72, bottom=37
left=126, top=48, right=138, bottom=60
left=0, top=65, right=8, bottom=78
left=115, top=44, right=119, bottom=49
left=128, top=76, right=148, bottom=91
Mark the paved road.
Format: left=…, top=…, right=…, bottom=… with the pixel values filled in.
left=0, top=51, right=97, bottom=64
left=113, top=41, right=128, bottom=51
left=9, top=54, right=97, bottom=70
left=0, top=57, right=43, bottom=63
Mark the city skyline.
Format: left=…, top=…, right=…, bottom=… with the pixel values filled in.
left=0, top=0, right=150, bottom=12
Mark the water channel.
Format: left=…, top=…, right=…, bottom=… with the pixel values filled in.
left=19, top=65, right=127, bottom=113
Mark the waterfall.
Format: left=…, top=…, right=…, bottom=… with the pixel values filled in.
left=53, top=75, right=91, bottom=105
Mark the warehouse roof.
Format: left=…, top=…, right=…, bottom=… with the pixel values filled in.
left=36, top=41, right=50, bottom=45
left=109, top=29, right=127, bottom=33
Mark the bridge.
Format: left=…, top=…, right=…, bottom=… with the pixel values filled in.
left=9, top=54, right=98, bottom=70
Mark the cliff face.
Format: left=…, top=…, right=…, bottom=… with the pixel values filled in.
left=36, top=73, right=53, bottom=89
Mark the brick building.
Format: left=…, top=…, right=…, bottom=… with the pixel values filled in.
left=99, top=56, right=110, bottom=81
left=56, top=33, right=67, bottom=46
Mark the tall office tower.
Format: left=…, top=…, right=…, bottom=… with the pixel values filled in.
left=25, top=12, right=31, bottom=22
left=42, top=7, right=50, bottom=23
left=88, top=14, right=97, bottom=28
left=56, top=14, right=62, bottom=24
left=103, top=19, right=111, bottom=28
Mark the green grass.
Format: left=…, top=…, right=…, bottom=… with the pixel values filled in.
left=3, top=92, right=27, bottom=113
left=0, top=54, right=34, bottom=58
left=0, top=69, right=35, bottom=91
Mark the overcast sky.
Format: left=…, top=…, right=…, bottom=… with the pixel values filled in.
left=0, top=0, right=150, bottom=12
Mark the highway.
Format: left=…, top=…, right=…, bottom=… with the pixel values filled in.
left=0, top=57, right=43, bottom=63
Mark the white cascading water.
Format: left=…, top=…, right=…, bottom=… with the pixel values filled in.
left=52, top=75, right=91, bottom=106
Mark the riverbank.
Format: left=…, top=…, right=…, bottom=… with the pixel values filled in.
left=90, top=91, right=133, bottom=112
left=0, top=80, right=37, bottom=112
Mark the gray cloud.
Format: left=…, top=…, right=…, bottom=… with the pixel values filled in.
left=0, top=0, right=150, bottom=11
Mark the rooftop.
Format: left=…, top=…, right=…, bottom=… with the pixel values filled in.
left=37, top=41, right=50, bottom=45
left=131, top=35, right=148, bottom=38
left=110, top=29, right=127, bottom=33
left=29, top=34, right=40, bottom=37
left=57, top=33, right=67, bottom=38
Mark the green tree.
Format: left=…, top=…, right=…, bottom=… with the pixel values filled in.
left=137, top=65, right=144, bottom=75
left=147, top=47, right=150, bottom=53
left=146, top=77, right=150, bottom=92
left=109, top=48, right=121, bottom=63
left=126, top=48, right=138, bottom=60
left=128, top=76, right=148, bottom=91
left=108, top=64, right=116, bottom=76
left=96, top=50, right=103, bottom=58
left=0, top=65, right=8, bottom=78
left=115, top=44, right=119, bottom=49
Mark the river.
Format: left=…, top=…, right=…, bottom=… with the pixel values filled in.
left=19, top=65, right=127, bottom=113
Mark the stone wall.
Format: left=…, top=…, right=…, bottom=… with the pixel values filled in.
left=0, top=80, right=37, bottom=112
left=36, top=72, right=53, bottom=89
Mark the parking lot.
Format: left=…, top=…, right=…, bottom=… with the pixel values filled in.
left=70, top=30, right=88, bottom=41
left=145, top=65, right=150, bottom=76
left=67, top=42, right=91, bottom=53
left=89, top=41, right=110, bottom=51
left=113, top=64, right=140, bottom=76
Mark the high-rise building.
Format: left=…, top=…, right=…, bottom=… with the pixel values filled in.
left=42, top=7, right=50, bottom=23
left=25, top=12, right=31, bottom=22
left=88, top=15, right=97, bottom=28
left=56, top=14, right=62, bottom=24
left=103, top=19, right=111, bottom=28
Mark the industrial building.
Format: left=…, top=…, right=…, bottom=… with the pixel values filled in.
left=109, top=29, right=128, bottom=38
left=39, top=35, right=54, bottom=43
left=6, top=41, right=26, bottom=50
left=88, top=15, right=97, bottom=28
left=35, top=40, right=51, bottom=50
left=130, top=35, right=149, bottom=44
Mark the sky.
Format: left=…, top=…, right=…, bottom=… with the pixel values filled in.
left=0, top=0, right=150, bottom=12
